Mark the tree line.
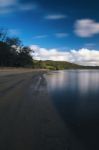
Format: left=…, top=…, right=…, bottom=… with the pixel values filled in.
left=1, top=28, right=97, bottom=70
left=0, top=29, right=83, bottom=70
left=0, top=29, right=33, bottom=67
left=33, top=60, right=84, bottom=70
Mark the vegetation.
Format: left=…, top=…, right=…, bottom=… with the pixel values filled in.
left=1, top=28, right=99, bottom=70
left=33, top=60, right=99, bottom=70
left=0, top=29, right=33, bottom=67
left=33, top=60, right=83, bottom=70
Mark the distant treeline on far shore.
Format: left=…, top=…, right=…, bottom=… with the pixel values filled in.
left=33, top=60, right=99, bottom=70
left=0, top=28, right=99, bottom=70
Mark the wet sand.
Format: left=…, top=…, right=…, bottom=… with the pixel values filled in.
left=0, top=69, right=85, bottom=150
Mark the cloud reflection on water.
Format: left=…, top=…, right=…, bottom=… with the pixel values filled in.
left=46, top=70, right=99, bottom=94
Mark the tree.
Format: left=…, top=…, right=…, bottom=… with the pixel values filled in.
left=0, top=41, right=11, bottom=66
left=0, top=28, right=34, bottom=67
left=0, top=28, right=8, bottom=42
left=6, top=37, right=22, bottom=47
left=17, top=46, right=33, bottom=67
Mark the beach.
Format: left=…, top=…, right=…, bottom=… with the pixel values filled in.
left=0, top=69, right=84, bottom=150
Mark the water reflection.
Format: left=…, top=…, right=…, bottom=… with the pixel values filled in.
left=46, top=70, right=99, bottom=150
left=47, top=70, right=99, bottom=93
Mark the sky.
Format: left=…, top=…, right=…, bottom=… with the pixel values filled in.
left=0, top=0, right=99, bottom=65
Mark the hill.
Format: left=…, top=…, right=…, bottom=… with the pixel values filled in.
left=33, top=60, right=83, bottom=70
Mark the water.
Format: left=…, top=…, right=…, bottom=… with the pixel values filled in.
left=46, top=70, right=99, bottom=150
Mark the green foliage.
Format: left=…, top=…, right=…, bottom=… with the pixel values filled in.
left=17, top=47, right=33, bottom=67
left=0, top=29, right=33, bottom=67
left=32, top=60, right=83, bottom=70
left=6, top=37, right=22, bottom=47
left=1, top=28, right=99, bottom=69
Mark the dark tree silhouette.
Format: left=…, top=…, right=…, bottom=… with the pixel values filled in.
left=0, top=29, right=33, bottom=67
left=0, top=28, right=8, bottom=42
left=17, top=46, right=33, bottom=67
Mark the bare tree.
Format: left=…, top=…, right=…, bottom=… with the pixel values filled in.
left=0, top=28, right=8, bottom=42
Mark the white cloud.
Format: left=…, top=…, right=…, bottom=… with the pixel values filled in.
left=0, top=0, right=17, bottom=14
left=45, top=14, right=67, bottom=20
left=0, top=0, right=37, bottom=14
left=19, top=3, right=37, bottom=11
left=0, top=0, right=16, bottom=7
left=55, top=33, right=68, bottom=38
left=33, top=35, right=48, bottom=39
left=84, top=43, right=96, bottom=48
left=0, top=0, right=16, bottom=6
left=33, top=33, right=68, bottom=39
left=30, top=45, right=99, bottom=66
left=8, top=29, right=20, bottom=36
left=75, top=19, right=99, bottom=37
left=0, top=0, right=17, bottom=11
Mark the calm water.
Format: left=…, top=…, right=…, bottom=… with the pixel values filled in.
left=46, top=70, right=99, bottom=150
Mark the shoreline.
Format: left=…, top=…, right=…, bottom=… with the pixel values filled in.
left=0, top=70, right=85, bottom=150
left=0, top=68, right=48, bottom=77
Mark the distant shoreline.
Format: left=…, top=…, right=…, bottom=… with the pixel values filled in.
left=0, top=68, right=48, bottom=77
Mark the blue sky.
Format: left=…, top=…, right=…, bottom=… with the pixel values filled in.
left=0, top=0, right=99, bottom=65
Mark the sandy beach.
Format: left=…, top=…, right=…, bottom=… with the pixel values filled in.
left=0, top=69, right=85, bottom=150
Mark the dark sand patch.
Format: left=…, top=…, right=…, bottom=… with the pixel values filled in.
left=0, top=71, right=85, bottom=150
